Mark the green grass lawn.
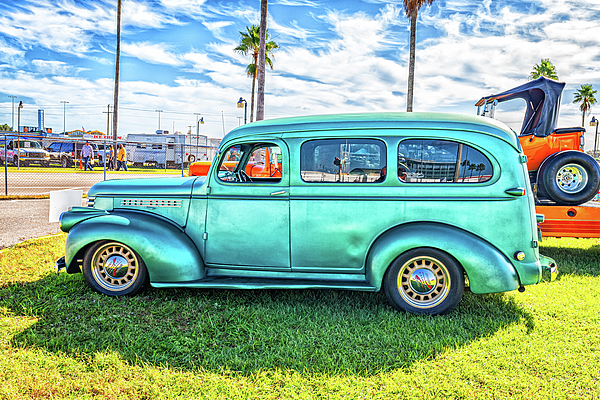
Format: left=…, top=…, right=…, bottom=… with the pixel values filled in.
left=1, top=235, right=598, bottom=399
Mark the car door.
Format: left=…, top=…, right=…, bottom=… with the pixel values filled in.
left=290, top=137, right=389, bottom=273
left=204, top=139, right=290, bottom=270
left=47, top=143, right=61, bottom=164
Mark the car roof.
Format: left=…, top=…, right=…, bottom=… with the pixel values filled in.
left=222, top=112, right=519, bottom=149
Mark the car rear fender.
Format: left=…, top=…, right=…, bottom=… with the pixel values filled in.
left=365, top=222, right=520, bottom=294
left=64, top=211, right=205, bottom=283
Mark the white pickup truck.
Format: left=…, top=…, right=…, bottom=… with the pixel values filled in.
left=0, top=139, right=50, bottom=167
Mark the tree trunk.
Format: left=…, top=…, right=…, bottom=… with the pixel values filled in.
left=406, top=11, right=417, bottom=112
left=582, top=109, right=586, bottom=127
left=250, top=54, right=257, bottom=123
left=256, top=0, right=268, bottom=121
left=113, top=0, right=122, bottom=145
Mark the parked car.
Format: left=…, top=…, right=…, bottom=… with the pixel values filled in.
left=0, top=139, right=50, bottom=166
left=56, top=113, right=557, bottom=315
left=46, top=141, right=100, bottom=168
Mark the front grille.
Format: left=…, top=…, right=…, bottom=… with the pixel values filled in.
left=87, top=197, right=95, bottom=208
left=121, top=199, right=182, bottom=208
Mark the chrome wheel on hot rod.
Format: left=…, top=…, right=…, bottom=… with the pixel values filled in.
left=83, top=241, right=148, bottom=296
left=384, top=248, right=464, bottom=315
left=537, top=151, right=600, bottom=206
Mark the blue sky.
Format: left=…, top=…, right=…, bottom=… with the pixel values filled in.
left=1, top=0, right=600, bottom=147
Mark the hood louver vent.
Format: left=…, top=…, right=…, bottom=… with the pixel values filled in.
left=121, top=199, right=182, bottom=208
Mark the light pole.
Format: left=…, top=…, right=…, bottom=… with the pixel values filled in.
left=194, top=112, right=202, bottom=159
left=591, top=116, right=599, bottom=159
left=17, top=101, right=23, bottom=168
left=8, top=95, right=17, bottom=131
left=61, top=100, right=69, bottom=134
left=156, top=110, right=163, bottom=131
left=237, top=97, right=247, bottom=124
left=17, top=101, right=23, bottom=134
left=196, top=116, right=204, bottom=160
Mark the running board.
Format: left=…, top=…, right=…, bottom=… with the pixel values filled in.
left=151, top=276, right=377, bottom=291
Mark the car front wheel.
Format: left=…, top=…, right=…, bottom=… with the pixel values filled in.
left=83, top=241, right=148, bottom=296
left=384, top=248, right=464, bottom=315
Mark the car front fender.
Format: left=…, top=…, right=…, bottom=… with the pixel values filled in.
left=64, top=210, right=205, bottom=283
left=366, top=222, right=520, bottom=294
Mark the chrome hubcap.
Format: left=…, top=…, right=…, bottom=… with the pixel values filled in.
left=409, top=268, right=437, bottom=295
left=556, top=164, right=588, bottom=194
left=91, top=243, right=139, bottom=292
left=398, top=256, right=450, bottom=309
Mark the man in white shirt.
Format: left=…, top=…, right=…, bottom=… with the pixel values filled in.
left=82, top=141, right=94, bottom=171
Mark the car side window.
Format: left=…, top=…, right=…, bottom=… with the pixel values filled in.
left=301, top=139, right=387, bottom=183
left=217, top=143, right=282, bottom=183
left=398, top=139, right=493, bottom=183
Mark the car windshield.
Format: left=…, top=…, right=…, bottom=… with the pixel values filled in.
left=14, top=141, right=42, bottom=149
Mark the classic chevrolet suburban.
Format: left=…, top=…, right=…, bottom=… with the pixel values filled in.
left=57, top=113, right=557, bottom=315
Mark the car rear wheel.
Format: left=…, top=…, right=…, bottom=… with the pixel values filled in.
left=538, top=151, right=600, bottom=205
left=83, top=241, right=148, bottom=296
left=384, top=248, right=464, bottom=315
left=61, top=157, right=70, bottom=168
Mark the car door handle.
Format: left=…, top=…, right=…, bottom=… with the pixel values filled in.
left=270, top=190, right=287, bottom=196
left=505, top=187, right=526, bottom=196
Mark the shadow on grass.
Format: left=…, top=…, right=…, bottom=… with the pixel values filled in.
left=540, top=243, right=600, bottom=276
left=1, top=271, right=534, bottom=376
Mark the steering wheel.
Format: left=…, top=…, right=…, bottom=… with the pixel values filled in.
left=270, top=168, right=282, bottom=177
left=236, top=170, right=252, bottom=182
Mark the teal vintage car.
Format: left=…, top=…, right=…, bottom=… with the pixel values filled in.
left=57, top=113, right=557, bottom=315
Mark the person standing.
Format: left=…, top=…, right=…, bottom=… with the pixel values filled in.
left=82, top=141, right=94, bottom=171
left=108, top=144, right=115, bottom=170
left=117, top=144, right=128, bottom=171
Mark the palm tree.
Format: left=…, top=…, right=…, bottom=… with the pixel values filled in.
left=234, top=25, right=279, bottom=123
left=256, top=0, right=268, bottom=121
left=529, top=58, right=558, bottom=80
left=112, top=0, right=122, bottom=148
left=404, top=0, right=434, bottom=112
left=573, top=84, right=597, bottom=126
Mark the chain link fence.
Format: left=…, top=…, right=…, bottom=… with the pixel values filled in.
left=1, top=133, right=217, bottom=197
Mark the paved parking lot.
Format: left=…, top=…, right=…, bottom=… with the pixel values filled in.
left=0, top=199, right=70, bottom=249
left=1, top=170, right=183, bottom=196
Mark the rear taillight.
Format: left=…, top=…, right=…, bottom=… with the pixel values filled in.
left=580, top=133, right=585, bottom=149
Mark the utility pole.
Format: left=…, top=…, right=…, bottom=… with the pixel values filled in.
left=103, top=105, right=112, bottom=137
left=156, top=110, right=163, bottom=130
left=61, top=101, right=69, bottom=134
left=8, top=95, right=17, bottom=131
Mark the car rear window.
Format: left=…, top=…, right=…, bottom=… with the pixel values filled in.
left=398, top=139, right=492, bottom=183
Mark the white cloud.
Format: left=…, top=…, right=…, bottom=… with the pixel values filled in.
left=122, top=42, right=185, bottom=66
left=32, top=60, right=86, bottom=76
left=0, top=38, right=25, bottom=67
left=0, top=0, right=183, bottom=58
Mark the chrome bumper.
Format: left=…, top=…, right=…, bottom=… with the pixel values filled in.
left=540, top=255, right=558, bottom=282
left=56, top=256, right=66, bottom=274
